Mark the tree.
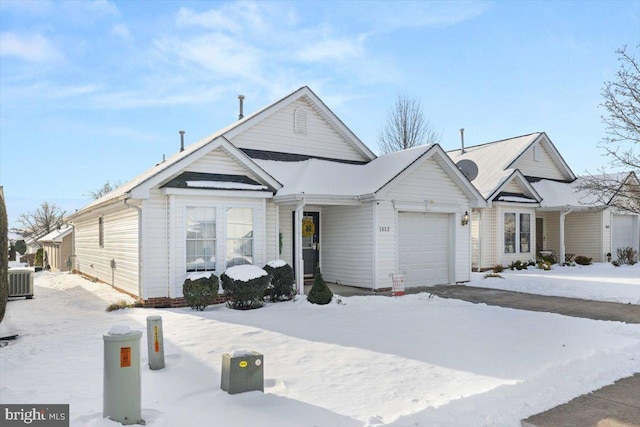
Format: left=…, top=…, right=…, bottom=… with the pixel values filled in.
left=86, top=180, right=121, bottom=200
left=578, top=45, right=640, bottom=213
left=16, top=202, right=66, bottom=239
left=378, top=94, right=441, bottom=154
left=14, top=239, right=26, bottom=255
left=307, top=268, right=333, bottom=305
left=0, top=187, right=8, bottom=323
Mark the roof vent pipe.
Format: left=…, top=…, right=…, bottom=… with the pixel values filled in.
left=238, top=95, right=245, bottom=120
left=179, top=130, right=185, bottom=152
left=460, top=128, right=465, bottom=154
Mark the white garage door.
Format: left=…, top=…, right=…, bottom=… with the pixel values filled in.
left=612, top=215, right=639, bottom=252
left=398, top=212, right=451, bottom=287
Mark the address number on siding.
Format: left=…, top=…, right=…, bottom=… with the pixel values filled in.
left=379, top=226, right=390, bottom=232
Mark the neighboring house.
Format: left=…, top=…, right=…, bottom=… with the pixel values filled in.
left=38, top=225, right=73, bottom=272
left=67, top=86, right=485, bottom=306
left=448, top=132, right=640, bottom=270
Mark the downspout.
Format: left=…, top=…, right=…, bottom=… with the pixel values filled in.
left=124, top=198, right=143, bottom=300
left=559, top=206, right=572, bottom=265
left=294, top=198, right=306, bottom=295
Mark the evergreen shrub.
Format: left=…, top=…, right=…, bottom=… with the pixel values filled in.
left=221, top=266, right=269, bottom=310
left=307, top=268, right=333, bottom=305
left=263, top=260, right=295, bottom=302
left=574, top=255, right=592, bottom=266
left=183, top=273, right=219, bottom=311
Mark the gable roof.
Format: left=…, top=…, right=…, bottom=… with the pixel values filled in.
left=256, top=144, right=485, bottom=206
left=38, top=225, right=73, bottom=243
left=489, top=169, right=542, bottom=203
left=448, top=132, right=575, bottom=202
left=68, top=87, right=376, bottom=219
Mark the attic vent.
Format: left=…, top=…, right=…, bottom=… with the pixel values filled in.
left=533, top=144, right=541, bottom=162
left=294, top=107, right=307, bottom=135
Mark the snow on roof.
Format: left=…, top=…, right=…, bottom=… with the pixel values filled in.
left=256, top=144, right=434, bottom=198
left=38, top=225, right=73, bottom=243
left=448, top=133, right=541, bottom=198
left=532, top=177, right=602, bottom=208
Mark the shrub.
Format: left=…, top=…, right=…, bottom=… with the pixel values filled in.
left=263, top=260, right=295, bottom=302
left=35, top=248, right=44, bottom=267
left=537, top=260, right=552, bottom=271
left=106, top=299, right=144, bottom=312
left=183, top=272, right=220, bottom=311
left=14, top=239, right=26, bottom=255
left=574, top=255, right=592, bottom=266
left=612, top=260, right=621, bottom=267
left=221, top=265, right=269, bottom=310
left=492, top=264, right=504, bottom=273
left=508, top=260, right=527, bottom=271
left=307, top=268, right=333, bottom=305
left=539, top=253, right=557, bottom=265
left=483, top=273, right=503, bottom=279
left=616, top=247, right=638, bottom=265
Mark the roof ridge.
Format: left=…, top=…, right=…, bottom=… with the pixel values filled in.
left=447, top=132, right=542, bottom=152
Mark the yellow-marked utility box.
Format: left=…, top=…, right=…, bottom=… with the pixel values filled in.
left=221, top=350, right=264, bottom=394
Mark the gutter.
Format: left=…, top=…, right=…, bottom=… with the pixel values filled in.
left=124, top=197, right=143, bottom=300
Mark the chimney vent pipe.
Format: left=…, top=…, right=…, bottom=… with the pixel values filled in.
left=460, top=128, right=465, bottom=154
left=238, top=95, right=245, bottom=120
left=179, top=130, right=185, bottom=152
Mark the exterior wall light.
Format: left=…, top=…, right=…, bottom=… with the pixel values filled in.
left=462, top=211, right=470, bottom=226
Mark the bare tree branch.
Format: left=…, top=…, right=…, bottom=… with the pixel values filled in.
left=16, top=202, right=66, bottom=238
left=578, top=45, right=640, bottom=212
left=378, top=94, right=441, bottom=154
left=85, top=180, right=121, bottom=200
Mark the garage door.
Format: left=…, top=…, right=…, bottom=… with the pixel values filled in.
left=612, top=215, right=639, bottom=252
left=398, top=212, right=451, bottom=287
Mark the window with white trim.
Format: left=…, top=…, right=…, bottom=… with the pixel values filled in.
left=504, top=212, right=531, bottom=254
left=226, top=207, right=253, bottom=268
left=186, top=207, right=216, bottom=272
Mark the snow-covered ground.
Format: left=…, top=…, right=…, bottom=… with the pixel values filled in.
left=1, top=271, right=639, bottom=427
left=469, top=262, right=640, bottom=305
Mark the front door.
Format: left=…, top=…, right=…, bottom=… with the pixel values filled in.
left=292, top=211, right=320, bottom=278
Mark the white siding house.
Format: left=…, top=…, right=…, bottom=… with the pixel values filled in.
left=448, top=133, right=640, bottom=269
left=67, top=87, right=485, bottom=305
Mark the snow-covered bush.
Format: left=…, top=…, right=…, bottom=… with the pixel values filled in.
left=221, top=265, right=269, bottom=310
left=263, top=260, right=295, bottom=302
left=307, top=268, right=333, bottom=305
left=537, top=260, right=552, bottom=271
left=616, top=247, right=638, bottom=265
left=183, top=272, right=219, bottom=311
left=574, top=255, right=592, bottom=266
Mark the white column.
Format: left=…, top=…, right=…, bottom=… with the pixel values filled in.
left=294, top=199, right=306, bottom=294
left=559, top=206, right=572, bottom=264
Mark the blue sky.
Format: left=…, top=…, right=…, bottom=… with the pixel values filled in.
left=1, top=0, right=638, bottom=229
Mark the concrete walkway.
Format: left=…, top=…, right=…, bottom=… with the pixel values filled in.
left=319, top=282, right=640, bottom=426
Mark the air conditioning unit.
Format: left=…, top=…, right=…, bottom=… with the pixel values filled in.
left=8, top=268, right=34, bottom=299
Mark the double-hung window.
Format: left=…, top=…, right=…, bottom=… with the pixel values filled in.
left=504, top=212, right=531, bottom=254
left=226, top=208, right=253, bottom=268
left=186, top=207, right=216, bottom=272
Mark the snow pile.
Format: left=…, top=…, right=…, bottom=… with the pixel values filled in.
left=187, top=271, right=214, bottom=281
left=107, top=324, right=132, bottom=335
left=224, top=265, right=268, bottom=281
left=266, top=259, right=287, bottom=268
left=228, top=349, right=255, bottom=357
left=0, top=271, right=638, bottom=427
left=471, top=263, right=640, bottom=304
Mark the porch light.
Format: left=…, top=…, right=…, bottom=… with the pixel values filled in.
left=462, top=211, right=470, bottom=226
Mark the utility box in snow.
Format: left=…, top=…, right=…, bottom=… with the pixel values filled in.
left=146, top=315, right=165, bottom=370
left=103, top=325, right=143, bottom=425
left=221, top=350, right=264, bottom=394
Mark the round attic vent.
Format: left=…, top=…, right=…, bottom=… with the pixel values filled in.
left=456, top=159, right=478, bottom=181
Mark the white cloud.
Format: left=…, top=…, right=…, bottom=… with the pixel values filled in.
left=297, top=34, right=367, bottom=62
left=0, top=32, right=63, bottom=62
left=111, top=23, right=130, bottom=39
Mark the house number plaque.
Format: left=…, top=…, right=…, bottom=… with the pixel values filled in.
left=379, top=226, right=390, bottom=232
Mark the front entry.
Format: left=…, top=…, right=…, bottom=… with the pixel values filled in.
left=292, top=211, right=320, bottom=278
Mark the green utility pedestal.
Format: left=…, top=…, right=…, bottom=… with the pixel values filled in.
left=221, top=351, right=264, bottom=394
